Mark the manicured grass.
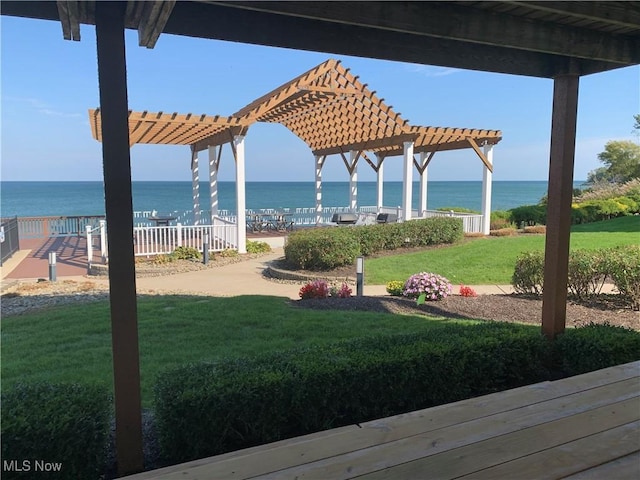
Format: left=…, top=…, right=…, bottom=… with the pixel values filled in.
left=1, top=295, right=475, bottom=407
left=366, top=216, right=640, bottom=285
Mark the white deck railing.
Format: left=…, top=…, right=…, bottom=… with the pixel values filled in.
left=420, top=210, right=483, bottom=233
left=133, top=224, right=237, bottom=256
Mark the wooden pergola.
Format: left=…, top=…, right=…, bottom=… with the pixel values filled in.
left=90, top=57, right=502, bottom=252
left=2, top=1, right=638, bottom=476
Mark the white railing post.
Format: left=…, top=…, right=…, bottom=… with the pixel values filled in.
left=99, top=219, right=108, bottom=264
left=176, top=223, right=183, bottom=247
left=86, top=225, right=93, bottom=274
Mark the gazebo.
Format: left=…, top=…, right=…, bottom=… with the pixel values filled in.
left=3, top=1, right=638, bottom=475
left=90, top=58, right=502, bottom=252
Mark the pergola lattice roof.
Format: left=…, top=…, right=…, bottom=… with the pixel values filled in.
left=89, top=58, right=501, bottom=157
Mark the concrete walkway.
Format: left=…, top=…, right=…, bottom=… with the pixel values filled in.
left=2, top=246, right=515, bottom=299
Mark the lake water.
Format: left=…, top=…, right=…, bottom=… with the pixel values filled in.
left=0, top=180, right=585, bottom=217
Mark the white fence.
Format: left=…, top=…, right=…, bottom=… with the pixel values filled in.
left=421, top=210, right=483, bottom=233
left=91, top=220, right=238, bottom=264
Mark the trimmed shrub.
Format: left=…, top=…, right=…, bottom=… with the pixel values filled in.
left=285, top=217, right=463, bottom=270
left=523, top=225, right=546, bottom=234
left=246, top=240, right=272, bottom=254
left=386, top=280, right=404, bottom=296
left=509, top=204, right=546, bottom=226
left=285, top=227, right=361, bottom=270
left=605, top=245, right=640, bottom=310
left=436, top=207, right=480, bottom=214
left=154, top=323, right=551, bottom=464
left=512, top=251, right=545, bottom=295
left=490, top=228, right=518, bottom=236
left=567, top=249, right=607, bottom=299
left=554, top=323, right=640, bottom=376
left=171, top=246, right=201, bottom=260
left=1, top=383, right=111, bottom=480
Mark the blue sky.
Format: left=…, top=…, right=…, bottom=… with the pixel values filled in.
left=1, top=15, right=638, bottom=183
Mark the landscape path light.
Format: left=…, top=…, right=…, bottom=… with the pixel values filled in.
left=356, top=255, right=364, bottom=297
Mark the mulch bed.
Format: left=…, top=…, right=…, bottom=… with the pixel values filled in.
left=294, top=294, right=639, bottom=331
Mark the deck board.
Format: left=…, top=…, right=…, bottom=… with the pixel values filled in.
left=124, top=361, right=640, bottom=480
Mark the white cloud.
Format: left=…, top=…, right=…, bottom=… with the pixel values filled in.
left=403, top=65, right=460, bottom=77
left=4, top=96, right=82, bottom=118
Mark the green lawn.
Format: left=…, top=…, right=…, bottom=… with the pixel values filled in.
left=1, top=295, right=476, bottom=407
left=366, top=216, right=640, bottom=285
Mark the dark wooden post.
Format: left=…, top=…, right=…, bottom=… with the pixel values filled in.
left=95, top=2, right=144, bottom=475
left=541, top=75, right=579, bottom=340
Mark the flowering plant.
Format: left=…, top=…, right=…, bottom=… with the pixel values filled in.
left=299, top=280, right=330, bottom=299
left=459, top=285, right=478, bottom=297
left=336, top=283, right=352, bottom=298
left=403, top=272, right=452, bottom=304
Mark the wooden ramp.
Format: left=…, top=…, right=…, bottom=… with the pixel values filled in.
left=126, top=361, right=640, bottom=479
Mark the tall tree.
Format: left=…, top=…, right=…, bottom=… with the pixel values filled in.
left=588, top=140, right=640, bottom=184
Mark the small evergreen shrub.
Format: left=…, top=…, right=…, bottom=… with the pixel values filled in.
left=605, top=245, right=640, bottom=310
left=567, top=249, right=607, bottom=299
left=512, top=251, right=545, bottom=295
left=1, top=383, right=111, bottom=480
left=218, top=248, right=239, bottom=258
left=386, top=280, right=404, bottom=296
left=554, top=323, right=640, bottom=375
left=403, top=272, right=453, bottom=301
left=171, top=246, right=202, bottom=260
left=246, top=240, right=272, bottom=254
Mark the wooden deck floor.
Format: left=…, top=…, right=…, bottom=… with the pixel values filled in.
left=126, top=361, right=640, bottom=479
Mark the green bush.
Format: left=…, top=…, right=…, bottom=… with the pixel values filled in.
left=1, top=383, right=111, bottom=480
left=509, top=205, right=546, bottom=226
left=285, top=218, right=463, bottom=270
left=512, top=247, right=640, bottom=306
left=512, top=251, right=545, bottom=295
left=605, top=245, right=640, bottom=310
left=284, top=227, right=361, bottom=270
left=154, top=323, right=551, bottom=464
left=171, top=246, right=201, bottom=260
left=567, top=249, right=607, bottom=299
left=554, top=323, right=640, bottom=376
left=246, top=240, right=272, bottom=254
left=386, top=280, right=404, bottom=296
left=436, top=207, right=480, bottom=214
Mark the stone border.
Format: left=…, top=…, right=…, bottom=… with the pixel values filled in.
left=265, top=261, right=355, bottom=284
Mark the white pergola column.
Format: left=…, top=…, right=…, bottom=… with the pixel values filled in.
left=402, top=141, right=415, bottom=221
left=481, top=143, right=494, bottom=235
left=208, top=145, right=219, bottom=224
left=191, top=149, right=200, bottom=225
left=315, top=155, right=325, bottom=225
left=419, top=151, right=428, bottom=217
left=349, top=150, right=358, bottom=211
left=234, top=135, right=247, bottom=254
left=375, top=153, right=385, bottom=211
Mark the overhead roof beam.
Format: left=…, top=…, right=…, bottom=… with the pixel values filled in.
left=137, top=0, right=175, bottom=48
left=56, top=0, right=81, bottom=41
left=164, top=2, right=620, bottom=78
left=508, top=1, right=640, bottom=30
left=214, top=1, right=640, bottom=65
